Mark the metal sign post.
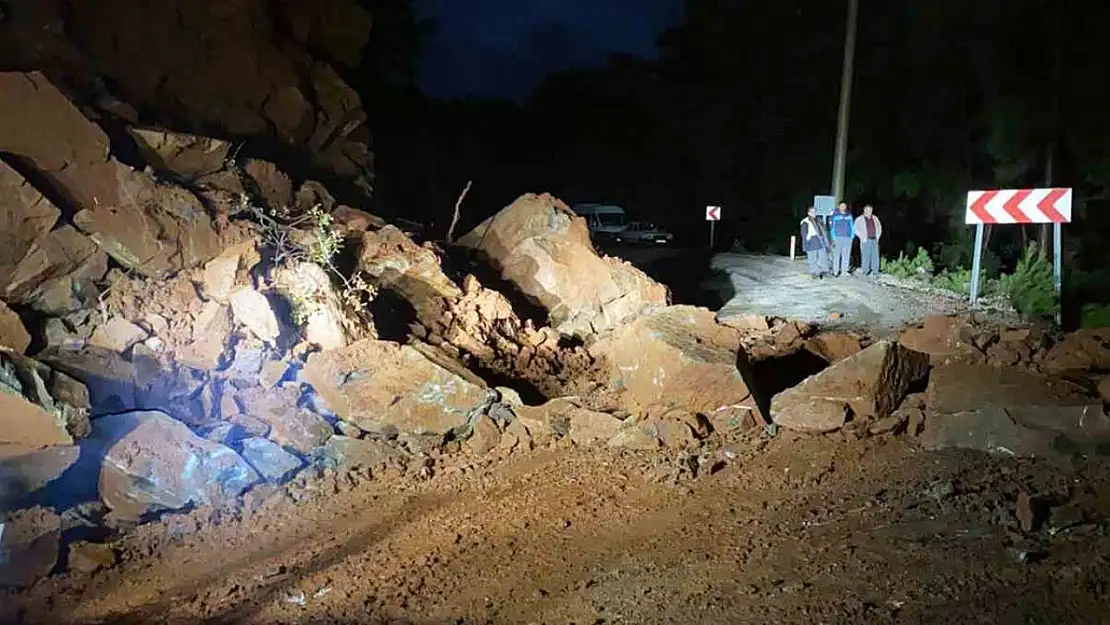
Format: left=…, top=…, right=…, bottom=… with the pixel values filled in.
left=706, top=205, right=721, bottom=247
left=965, top=188, right=1072, bottom=317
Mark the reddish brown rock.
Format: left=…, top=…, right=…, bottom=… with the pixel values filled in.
left=0, top=158, right=60, bottom=287
left=0, top=506, right=61, bottom=588
left=0, top=391, right=74, bottom=448
left=772, top=340, right=929, bottom=433
left=304, top=339, right=489, bottom=436
left=921, top=363, right=1110, bottom=458
left=321, top=436, right=406, bottom=472
left=7, top=226, right=108, bottom=315
left=359, top=226, right=462, bottom=320
left=457, top=193, right=668, bottom=337
left=0, top=301, right=31, bottom=354
left=94, top=410, right=258, bottom=520
left=0, top=0, right=370, bottom=167
left=898, top=315, right=979, bottom=364
left=88, top=317, right=148, bottom=354
left=465, top=415, right=502, bottom=456
left=1041, top=328, right=1110, bottom=374
left=805, top=332, right=865, bottom=363
left=333, top=205, right=386, bottom=235
left=243, top=159, right=294, bottom=211
left=589, top=306, right=757, bottom=416
left=0, top=72, right=220, bottom=277
left=235, top=386, right=333, bottom=455
left=127, top=127, right=230, bottom=180
left=0, top=444, right=80, bottom=505
left=1099, top=375, right=1110, bottom=405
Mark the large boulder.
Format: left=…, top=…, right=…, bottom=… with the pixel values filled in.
left=304, top=339, right=490, bottom=436
left=457, top=193, right=668, bottom=338
left=94, top=410, right=258, bottom=520
left=920, top=363, right=1110, bottom=458
left=0, top=72, right=220, bottom=277
left=588, top=306, right=759, bottom=416
left=0, top=160, right=107, bottom=314
left=771, top=340, right=930, bottom=433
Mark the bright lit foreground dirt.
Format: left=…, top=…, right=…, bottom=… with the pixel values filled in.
left=6, top=430, right=1110, bottom=625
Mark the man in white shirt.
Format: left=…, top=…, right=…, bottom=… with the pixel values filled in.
left=853, top=204, right=883, bottom=277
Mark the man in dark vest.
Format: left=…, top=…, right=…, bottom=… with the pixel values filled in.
left=800, top=206, right=829, bottom=278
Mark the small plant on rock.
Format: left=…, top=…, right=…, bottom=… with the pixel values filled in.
left=244, top=195, right=376, bottom=322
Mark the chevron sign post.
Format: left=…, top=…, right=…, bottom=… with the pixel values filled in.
left=965, top=188, right=1072, bottom=314
left=965, top=188, right=1072, bottom=225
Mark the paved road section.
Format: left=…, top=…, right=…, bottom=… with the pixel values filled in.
left=710, top=254, right=968, bottom=333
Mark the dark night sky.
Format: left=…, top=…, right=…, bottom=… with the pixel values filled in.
left=415, top=0, right=685, bottom=100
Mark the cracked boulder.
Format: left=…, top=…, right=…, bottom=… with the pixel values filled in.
left=457, top=193, right=668, bottom=338
left=588, top=306, right=759, bottom=416
left=304, top=339, right=490, bottom=436
left=94, top=410, right=258, bottom=521
left=771, top=340, right=930, bottom=433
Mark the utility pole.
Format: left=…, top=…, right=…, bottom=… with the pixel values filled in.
left=831, top=0, right=859, bottom=202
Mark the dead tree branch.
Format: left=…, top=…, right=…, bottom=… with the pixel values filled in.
left=446, top=180, right=472, bottom=244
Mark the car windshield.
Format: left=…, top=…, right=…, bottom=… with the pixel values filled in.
left=597, top=213, right=626, bottom=227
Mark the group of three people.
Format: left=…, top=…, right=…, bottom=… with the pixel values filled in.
left=799, top=202, right=883, bottom=278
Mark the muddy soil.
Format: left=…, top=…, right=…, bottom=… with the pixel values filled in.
left=5, top=430, right=1109, bottom=625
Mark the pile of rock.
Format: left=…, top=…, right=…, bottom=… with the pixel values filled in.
left=766, top=313, right=1110, bottom=460
left=0, top=73, right=767, bottom=588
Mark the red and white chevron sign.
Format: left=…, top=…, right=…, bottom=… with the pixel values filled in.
left=965, top=188, right=1073, bottom=225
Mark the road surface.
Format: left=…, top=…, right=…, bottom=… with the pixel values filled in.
left=709, top=254, right=971, bottom=333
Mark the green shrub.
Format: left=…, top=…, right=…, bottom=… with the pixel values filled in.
left=881, top=247, right=933, bottom=280
left=997, top=244, right=1056, bottom=319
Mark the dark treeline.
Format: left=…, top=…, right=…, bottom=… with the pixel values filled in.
left=351, top=0, right=1110, bottom=298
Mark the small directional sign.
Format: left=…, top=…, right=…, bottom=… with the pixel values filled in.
left=705, top=205, right=721, bottom=221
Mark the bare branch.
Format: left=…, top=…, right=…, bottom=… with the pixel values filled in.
left=446, top=180, right=472, bottom=244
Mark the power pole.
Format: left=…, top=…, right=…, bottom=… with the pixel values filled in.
left=831, top=0, right=859, bottom=202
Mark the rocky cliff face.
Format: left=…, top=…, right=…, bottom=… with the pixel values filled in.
left=0, top=0, right=373, bottom=194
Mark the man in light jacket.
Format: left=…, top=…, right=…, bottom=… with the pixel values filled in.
left=854, top=204, right=883, bottom=276
left=800, top=206, right=829, bottom=278
left=829, top=201, right=854, bottom=276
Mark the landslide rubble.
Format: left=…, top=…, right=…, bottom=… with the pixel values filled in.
left=0, top=70, right=776, bottom=589
left=2, top=41, right=1109, bottom=603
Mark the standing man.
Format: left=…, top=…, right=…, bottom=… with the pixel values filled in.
left=829, top=201, right=854, bottom=276
left=854, top=204, right=883, bottom=277
left=800, top=206, right=830, bottom=278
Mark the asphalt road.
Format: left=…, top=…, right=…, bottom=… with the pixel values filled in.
left=709, top=253, right=970, bottom=333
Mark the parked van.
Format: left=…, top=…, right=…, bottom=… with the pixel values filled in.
left=572, top=203, right=628, bottom=241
